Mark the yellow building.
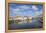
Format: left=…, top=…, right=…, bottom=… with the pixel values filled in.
left=14, top=16, right=24, bottom=20
left=9, top=16, right=32, bottom=23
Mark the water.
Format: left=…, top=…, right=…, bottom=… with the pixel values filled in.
left=8, top=19, right=43, bottom=30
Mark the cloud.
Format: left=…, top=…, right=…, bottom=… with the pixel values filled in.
left=10, top=8, right=21, bottom=14
left=11, top=5, right=31, bottom=15
left=11, top=8, right=23, bottom=16
left=40, top=9, right=42, bottom=14
left=32, top=5, right=38, bottom=10
left=35, top=11, right=40, bottom=15
left=9, top=4, right=42, bottom=17
left=10, top=5, right=31, bottom=13
left=18, top=5, right=31, bottom=10
left=13, top=8, right=20, bottom=12
left=34, top=10, right=42, bottom=16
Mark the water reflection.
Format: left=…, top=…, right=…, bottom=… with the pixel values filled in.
left=8, top=17, right=43, bottom=30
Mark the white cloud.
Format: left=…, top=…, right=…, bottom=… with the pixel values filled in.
left=40, top=9, right=42, bottom=14
left=35, top=10, right=42, bottom=16
left=32, top=5, right=38, bottom=10
left=13, top=8, right=20, bottom=12
left=11, top=8, right=23, bottom=16
left=35, top=11, right=40, bottom=15
left=11, top=5, right=31, bottom=15
left=12, top=8, right=20, bottom=14
left=19, top=5, right=31, bottom=9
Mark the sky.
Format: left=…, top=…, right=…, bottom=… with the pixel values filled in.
left=9, top=3, right=43, bottom=17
